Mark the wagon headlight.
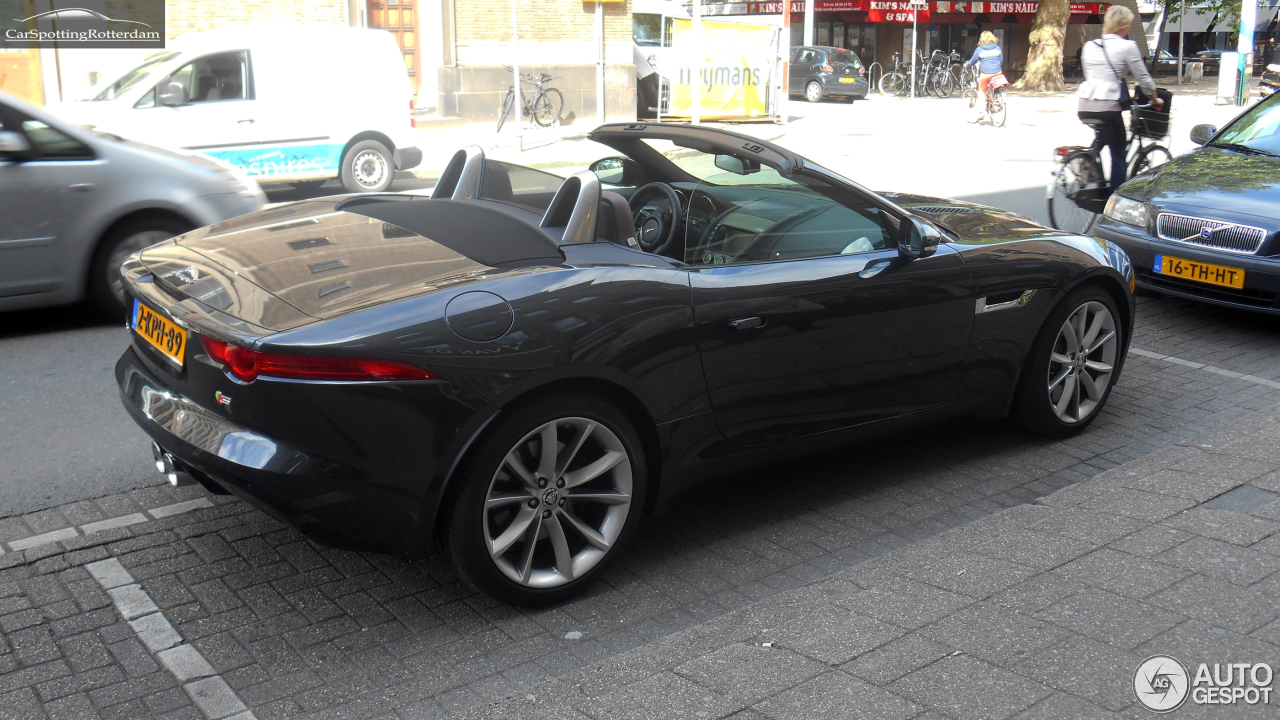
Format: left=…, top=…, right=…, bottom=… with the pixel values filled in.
left=1103, top=194, right=1148, bottom=228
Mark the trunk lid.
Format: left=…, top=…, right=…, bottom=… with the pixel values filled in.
left=138, top=198, right=563, bottom=329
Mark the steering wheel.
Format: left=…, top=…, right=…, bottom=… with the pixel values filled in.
left=628, top=182, right=682, bottom=255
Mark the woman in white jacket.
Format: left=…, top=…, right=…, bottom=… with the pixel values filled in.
left=1077, top=5, right=1163, bottom=194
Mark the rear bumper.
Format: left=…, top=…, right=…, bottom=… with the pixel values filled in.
left=820, top=76, right=868, bottom=96
left=115, top=345, right=472, bottom=554
left=394, top=146, right=423, bottom=171
left=1096, top=219, right=1280, bottom=316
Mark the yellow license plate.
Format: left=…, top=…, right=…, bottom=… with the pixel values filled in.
left=839, top=77, right=856, bottom=83
left=132, top=299, right=187, bottom=366
left=1154, top=255, right=1245, bottom=289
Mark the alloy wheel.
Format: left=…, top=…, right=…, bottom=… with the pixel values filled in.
left=806, top=82, right=823, bottom=102
left=482, top=417, right=632, bottom=588
left=1047, top=301, right=1117, bottom=424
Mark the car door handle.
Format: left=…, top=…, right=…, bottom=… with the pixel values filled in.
left=69, top=183, right=94, bottom=192
left=237, top=119, right=255, bottom=124
left=727, top=316, right=765, bottom=331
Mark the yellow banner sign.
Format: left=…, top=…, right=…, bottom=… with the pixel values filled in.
left=664, top=18, right=774, bottom=120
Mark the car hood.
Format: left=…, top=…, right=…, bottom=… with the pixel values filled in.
left=137, top=198, right=558, bottom=329
left=880, top=192, right=1065, bottom=244
left=1118, top=147, right=1280, bottom=224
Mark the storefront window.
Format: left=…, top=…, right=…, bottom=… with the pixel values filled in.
left=834, top=21, right=845, bottom=48
left=818, top=23, right=830, bottom=46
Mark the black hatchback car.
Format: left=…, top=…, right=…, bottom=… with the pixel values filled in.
left=1094, top=92, right=1280, bottom=315
left=789, top=46, right=869, bottom=102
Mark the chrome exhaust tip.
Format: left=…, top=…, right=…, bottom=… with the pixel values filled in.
left=151, top=442, right=166, bottom=473
left=153, top=444, right=197, bottom=487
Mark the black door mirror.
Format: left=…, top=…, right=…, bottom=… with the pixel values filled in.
left=0, top=130, right=32, bottom=161
left=900, top=217, right=941, bottom=260
left=158, top=81, right=189, bottom=106
left=1189, top=124, right=1216, bottom=146
left=589, top=156, right=640, bottom=186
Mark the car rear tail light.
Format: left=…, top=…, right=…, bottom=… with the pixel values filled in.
left=410, top=99, right=417, bottom=129
left=859, top=67, right=865, bottom=75
left=200, top=336, right=436, bottom=383
left=1054, top=147, right=1071, bottom=160
left=822, top=64, right=834, bottom=72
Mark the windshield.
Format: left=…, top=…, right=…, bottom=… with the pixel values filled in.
left=89, top=52, right=179, bottom=101
left=1212, top=95, right=1280, bottom=155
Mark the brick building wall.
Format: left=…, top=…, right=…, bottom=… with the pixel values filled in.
left=165, top=0, right=346, bottom=38
left=439, top=0, right=636, bottom=123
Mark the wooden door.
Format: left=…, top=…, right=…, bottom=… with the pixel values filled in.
left=367, top=0, right=419, bottom=92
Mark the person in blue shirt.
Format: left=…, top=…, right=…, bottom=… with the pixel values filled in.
left=966, top=32, right=1003, bottom=122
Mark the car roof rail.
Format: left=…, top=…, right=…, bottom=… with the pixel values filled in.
left=540, top=170, right=600, bottom=245
left=431, top=145, right=485, bottom=200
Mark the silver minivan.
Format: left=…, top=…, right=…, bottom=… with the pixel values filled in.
left=0, top=91, right=265, bottom=315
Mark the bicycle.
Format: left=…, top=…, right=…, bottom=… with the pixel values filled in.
left=496, top=66, right=564, bottom=132
left=927, top=49, right=956, bottom=97
left=879, top=52, right=909, bottom=96
left=959, top=63, right=979, bottom=109
left=1047, top=101, right=1173, bottom=234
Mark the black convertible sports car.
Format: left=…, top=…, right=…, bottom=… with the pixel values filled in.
left=116, top=123, right=1135, bottom=605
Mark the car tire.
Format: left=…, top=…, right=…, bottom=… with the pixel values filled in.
left=439, top=394, right=647, bottom=606
left=805, top=81, right=823, bottom=103
left=89, top=217, right=191, bottom=319
left=1014, top=285, right=1124, bottom=438
left=340, top=140, right=395, bottom=194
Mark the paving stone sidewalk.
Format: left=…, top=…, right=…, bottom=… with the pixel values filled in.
left=459, top=402, right=1280, bottom=720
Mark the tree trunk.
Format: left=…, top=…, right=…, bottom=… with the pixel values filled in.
left=1014, top=0, right=1071, bottom=91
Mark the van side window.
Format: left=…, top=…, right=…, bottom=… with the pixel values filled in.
left=169, top=51, right=252, bottom=104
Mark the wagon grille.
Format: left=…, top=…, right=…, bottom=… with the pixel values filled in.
left=1156, top=213, right=1267, bottom=255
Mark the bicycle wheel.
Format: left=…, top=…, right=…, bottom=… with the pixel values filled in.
left=1130, top=145, right=1172, bottom=178
left=532, top=88, right=564, bottom=127
left=1048, top=153, right=1104, bottom=234
left=990, top=89, right=1008, bottom=127
left=963, top=87, right=978, bottom=109
left=497, top=90, right=515, bottom=132
left=933, top=71, right=955, bottom=98
left=879, top=72, right=906, bottom=96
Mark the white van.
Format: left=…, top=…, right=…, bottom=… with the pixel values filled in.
left=52, top=25, right=421, bottom=193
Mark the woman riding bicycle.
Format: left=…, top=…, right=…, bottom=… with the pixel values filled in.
left=966, top=31, right=1003, bottom=122
left=1077, top=6, right=1162, bottom=195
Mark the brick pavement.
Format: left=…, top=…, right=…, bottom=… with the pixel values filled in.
left=0, top=294, right=1276, bottom=718
left=458, top=402, right=1280, bottom=720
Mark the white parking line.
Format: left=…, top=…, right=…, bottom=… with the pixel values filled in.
left=0, top=497, right=214, bottom=554
left=1130, top=347, right=1280, bottom=389
left=86, top=558, right=256, bottom=720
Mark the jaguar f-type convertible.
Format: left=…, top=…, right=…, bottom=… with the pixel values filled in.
left=116, top=123, right=1135, bottom=605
